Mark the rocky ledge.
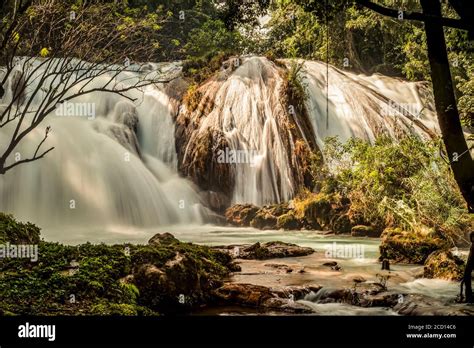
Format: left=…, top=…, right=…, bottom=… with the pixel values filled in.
left=213, top=241, right=314, bottom=260
left=224, top=194, right=380, bottom=237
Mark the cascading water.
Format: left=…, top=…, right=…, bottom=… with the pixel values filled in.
left=182, top=56, right=295, bottom=206
left=0, top=56, right=440, bottom=235
left=300, top=60, right=439, bottom=149
left=0, top=59, right=208, bottom=231
left=179, top=56, right=439, bottom=207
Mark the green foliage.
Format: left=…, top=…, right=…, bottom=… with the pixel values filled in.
left=0, top=217, right=233, bottom=315
left=185, top=19, right=240, bottom=59
left=0, top=213, right=41, bottom=244
left=285, top=60, right=308, bottom=108
left=313, top=135, right=473, bottom=241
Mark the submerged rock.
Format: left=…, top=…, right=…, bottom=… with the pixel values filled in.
left=216, top=241, right=314, bottom=260
left=423, top=250, right=464, bottom=281
left=211, top=283, right=318, bottom=313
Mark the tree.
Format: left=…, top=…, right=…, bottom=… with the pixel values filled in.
left=353, top=0, right=474, bottom=302
left=0, top=0, right=172, bottom=174
left=353, top=0, right=474, bottom=208
left=462, top=232, right=473, bottom=303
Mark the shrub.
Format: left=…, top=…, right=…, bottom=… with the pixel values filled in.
left=311, top=135, right=473, bottom=244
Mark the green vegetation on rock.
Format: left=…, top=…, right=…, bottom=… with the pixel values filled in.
left=0, top=214, right=234, bottom=315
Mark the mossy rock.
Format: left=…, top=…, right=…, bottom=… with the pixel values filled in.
left=250, top=211, right=277, bottom=229
left=379, top=228, right=448, bottom=264
left=332, top=214, right=353, bottom=234
left=225, top=204, right=260, bottom=227
left=293, top=193, right=333, bottom=229
left=239, top=241, right=314, bottom=260
left=276, top=212, right=300, bottom=230
left=423, top=250, right=465, bottom=281
left=264, top=204, right=290, bottom=217
left=351, top=225, right=380, bottom=238
left=0, top=221, right=232, bottom=315
left=131, top=235, right=232, bottom=313
left=0, top=213, right=41, bottom=244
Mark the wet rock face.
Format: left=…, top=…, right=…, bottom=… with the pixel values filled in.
left=174, top=57, right=319, bottom=211
left=175, top=126, right=235, bottom=198
left=211, top=283, right=320, bottom=313
left=379, top=228, right=448, bottom=264
left=423, top=250, right=465, bottom=281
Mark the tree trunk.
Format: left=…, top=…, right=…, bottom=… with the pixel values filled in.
left=420, top=0, right=474, bottom=213
left=464, top=235, right=473, bottom=303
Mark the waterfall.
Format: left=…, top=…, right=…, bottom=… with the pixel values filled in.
left=182, top=56, right=295, bottom=206
left=0, top=59, right=208, bottom=230
left=179, top=57, right=438, bottom=207
left=0, top=56, right=439, bottom=233
left=300, top=60, right=438, bottom=149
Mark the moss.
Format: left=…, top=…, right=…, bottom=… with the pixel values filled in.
left=293, top=193, right=333, bottom=229
left=423, top=250, right=465, bottom=281
left=0, top=213, right=41, bottom=244
left=379, top=228, right=448, bottom=264
left=183, top=83, right=202, bottom=112
left=250, top=211, right=277, bottom=229
left=276, top=212, right=300, bottom=230
left=225, top=204, right=259, bottom=226
left=0, top=219, right=232, bottom=316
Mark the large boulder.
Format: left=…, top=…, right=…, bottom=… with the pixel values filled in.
left=351, top=225, right=380, bottom=238
left=379, top=228, right=448, bottom=264
left=423, top=250, right=465, bottom=281
left=331, top=214, right=353, bottom=234
left=132, top=233, right=234, bottom=312
left=249, top=204, right=290, bottom=230
left=250, top=210, right=278, bottom=229
left=293, top=193, right=335, bottom=229
left=221, top=241, right=314, bottom=260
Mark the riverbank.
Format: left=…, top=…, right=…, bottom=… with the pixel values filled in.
left=1, top=214, right=471, bottom=316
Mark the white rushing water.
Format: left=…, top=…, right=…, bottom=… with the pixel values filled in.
left=300, top=60, right=439, bottom=149
left=183, top=57, right=439, bottom=207
left=0, top=56, right=439, bottom=233
left=183, top=56, right=295, bottom=206
left=0, top=59, right=207, bottom=230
